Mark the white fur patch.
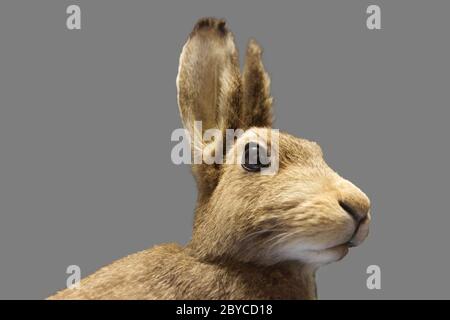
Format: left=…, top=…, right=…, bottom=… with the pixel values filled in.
left=269, top=241, right=349, bottom=266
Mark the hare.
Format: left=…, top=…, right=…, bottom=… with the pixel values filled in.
left=48, top=17, right=371, bottom=300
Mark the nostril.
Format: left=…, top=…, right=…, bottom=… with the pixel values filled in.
left=339, top=200, right=363, bottom=223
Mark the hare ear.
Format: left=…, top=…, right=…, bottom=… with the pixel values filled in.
left=242, top=39, right=273, bottom=128
left=177, top=18, right=242, bottom=137
left=177, top=18, right=242, bottom=197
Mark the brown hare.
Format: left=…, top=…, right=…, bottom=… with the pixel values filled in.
left=48, top=17, right=371, bottom=300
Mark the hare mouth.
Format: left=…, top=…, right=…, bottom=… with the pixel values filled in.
left=348, top=214, right=370, bottom=247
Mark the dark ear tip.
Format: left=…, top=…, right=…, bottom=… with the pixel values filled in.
left=246, top=38, right=263, bottom=57
left=217, top=20, right=227, bottom=34
left=191, top=17, right=228, bottom=37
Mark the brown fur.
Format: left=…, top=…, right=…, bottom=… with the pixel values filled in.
left=48, top=17, right=371, bottom=300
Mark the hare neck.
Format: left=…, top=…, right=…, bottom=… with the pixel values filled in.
left=185, top=246, right=317, bottom=299
left=226, top=260, right=318, bottom=300
left=188, top=206, right=318, bottom=299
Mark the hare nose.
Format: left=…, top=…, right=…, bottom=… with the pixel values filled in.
left=339, top=200, right=369, bottom=224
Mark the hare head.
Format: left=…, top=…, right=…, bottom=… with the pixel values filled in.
left=177, top=18, right=371, bottom=269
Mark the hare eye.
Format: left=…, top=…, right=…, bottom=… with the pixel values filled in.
left=241, top=142, right=271, bottom=172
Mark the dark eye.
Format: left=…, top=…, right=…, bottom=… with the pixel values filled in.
left=241, top=142, right=271, bottom=172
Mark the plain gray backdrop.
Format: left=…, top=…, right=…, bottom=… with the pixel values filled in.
left=0, top=0, right=449, bottom=299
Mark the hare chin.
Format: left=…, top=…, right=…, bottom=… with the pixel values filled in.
left=269, top=242, right=350, bottom=267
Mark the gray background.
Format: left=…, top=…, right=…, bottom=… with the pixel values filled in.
left=0, top=0, right=448, bottom=299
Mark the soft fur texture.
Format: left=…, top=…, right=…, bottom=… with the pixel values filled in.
left=48, top=17, right=371, bottom=300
